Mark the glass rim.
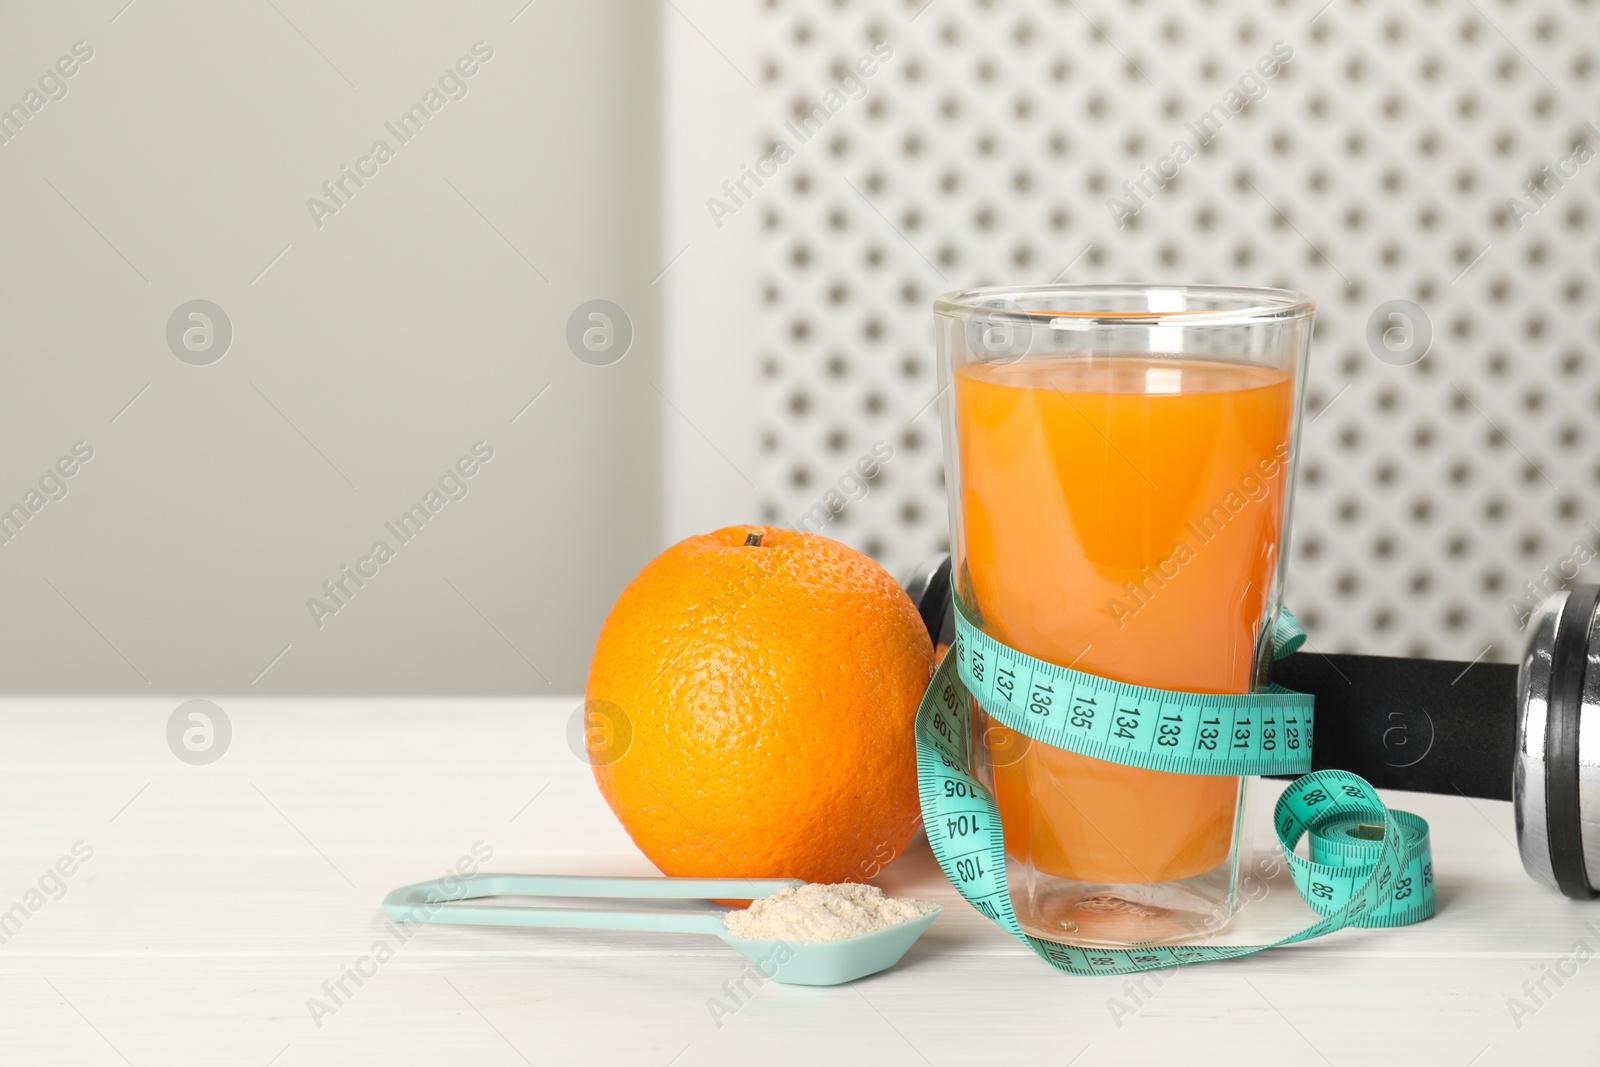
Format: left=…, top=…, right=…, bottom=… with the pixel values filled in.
left=933, top=283, right=1316, bottom=328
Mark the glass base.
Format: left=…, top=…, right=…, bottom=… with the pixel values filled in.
left=1009, top=857, right=1238, bottom=947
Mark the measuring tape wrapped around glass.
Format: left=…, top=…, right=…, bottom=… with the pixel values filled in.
left=916, top=592, right=1435, bottom=975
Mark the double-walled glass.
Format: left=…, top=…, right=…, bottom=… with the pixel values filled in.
left=935, top=284, right=1314, bottom=947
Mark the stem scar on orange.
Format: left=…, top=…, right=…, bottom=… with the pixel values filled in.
left=584, top=525, right=936, bottom=884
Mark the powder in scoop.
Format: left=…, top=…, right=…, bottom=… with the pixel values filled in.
left=723, top=883, right=938, bottom=942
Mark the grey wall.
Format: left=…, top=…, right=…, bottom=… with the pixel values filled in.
left=0, top=1, right=664, bottom=693
left=19, top=0, right=1592, bottom=695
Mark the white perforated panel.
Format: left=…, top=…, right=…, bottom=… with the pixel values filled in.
left=756, top=0, right=1600, bottom=663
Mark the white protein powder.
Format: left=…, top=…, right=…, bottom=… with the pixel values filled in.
left=723, top=883, right=938, bottom=942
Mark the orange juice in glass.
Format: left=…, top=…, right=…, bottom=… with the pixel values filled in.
left=935, top=285, right=1312, bottom=946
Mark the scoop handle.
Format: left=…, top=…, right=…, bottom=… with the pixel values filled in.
left=382, top=873, right=804, bottom=937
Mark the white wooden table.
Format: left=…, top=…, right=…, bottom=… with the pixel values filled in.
left=2, top=699, right=1594, bottom=1065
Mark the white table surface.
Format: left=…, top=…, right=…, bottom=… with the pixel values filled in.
left=2, top=698, right=1594, bottom=1065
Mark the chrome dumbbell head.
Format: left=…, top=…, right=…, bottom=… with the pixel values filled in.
left=1515, top=585, right=1600, bottom=899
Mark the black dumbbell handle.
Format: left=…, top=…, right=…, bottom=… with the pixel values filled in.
left=909, top=554, right=1520, bottom=801
left=1268, top=652, right=1517, bottom=802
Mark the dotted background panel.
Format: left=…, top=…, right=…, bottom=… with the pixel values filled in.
left=754, top=0, right=1600, bottom=663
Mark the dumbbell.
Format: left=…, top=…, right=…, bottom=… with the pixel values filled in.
left=904, top=553, right=1599, bottom=900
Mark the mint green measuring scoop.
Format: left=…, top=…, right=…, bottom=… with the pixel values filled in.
left=382, top=873, right=942, bottom=987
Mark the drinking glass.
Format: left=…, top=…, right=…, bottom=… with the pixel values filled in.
left=935, top=284, right=1313, bottom=946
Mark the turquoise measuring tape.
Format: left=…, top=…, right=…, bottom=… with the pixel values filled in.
left=916, top=593, right=1435, bottom=975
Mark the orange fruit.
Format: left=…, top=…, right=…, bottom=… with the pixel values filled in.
left=584, top=524, right=935, bottom=884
